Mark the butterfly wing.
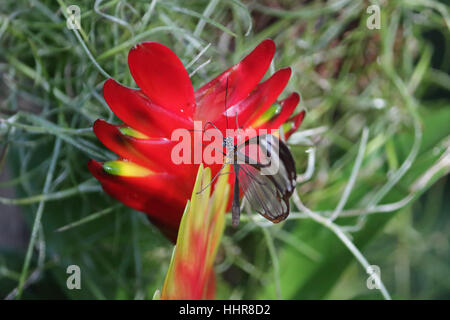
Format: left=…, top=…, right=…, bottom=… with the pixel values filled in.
left=235, top=134, right=296, bottom=223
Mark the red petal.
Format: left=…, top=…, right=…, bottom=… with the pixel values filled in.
left=88, top=160, right=192, bottom=241
left=93, top=119, right=194, bottom=179
left=256, top=92, right=301, bottom=131
left=128, top=42, right=195, bottom=115
left=211, top=68, right=292, bottom=133
left=194, top=39, right=276, bottom=122
left=88, top=160, right=192, bottom=203
left=285, top=111, right=306, bottom=139
left=237, top=67, right=292, bottom=127
left=103, top=79, right=193, bottom=138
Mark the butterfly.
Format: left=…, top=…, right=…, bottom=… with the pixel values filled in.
left=200, top=78, right=297, bottom=227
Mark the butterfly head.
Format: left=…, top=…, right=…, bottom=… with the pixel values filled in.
left=223, top=136, right=234, bottom=150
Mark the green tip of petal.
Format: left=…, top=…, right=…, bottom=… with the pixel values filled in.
left=119, top=127, right=150, bottom=139
left=252, top=103, right=281, bottom=127
left=282, top=121, right=293, bottom=132
left=103, top=160, right=152, bottom=177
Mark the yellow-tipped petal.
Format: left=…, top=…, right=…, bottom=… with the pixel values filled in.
left=103, top=160, right=153, bottom=177
left=252, top=103, right=281, bottom=127
left=119, top=127, right=150, bottom=139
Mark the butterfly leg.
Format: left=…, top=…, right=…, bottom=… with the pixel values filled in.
left=196, top=160, right=231, bottom=194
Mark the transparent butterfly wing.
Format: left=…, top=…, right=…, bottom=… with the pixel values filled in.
left=235, top=134, right=296, bottom=222
left=237, top=164, right=289, bottom=222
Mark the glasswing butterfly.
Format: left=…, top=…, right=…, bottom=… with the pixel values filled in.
left=200, top=78, right=297, bottom=227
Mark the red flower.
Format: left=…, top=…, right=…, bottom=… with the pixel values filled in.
left=88, top=39, right=305, bottom=242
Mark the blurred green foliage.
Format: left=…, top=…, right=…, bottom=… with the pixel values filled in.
left=0, top=0, right=449, bottom=299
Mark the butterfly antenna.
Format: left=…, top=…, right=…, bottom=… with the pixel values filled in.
left=225, top=77, right=229, bottom=130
